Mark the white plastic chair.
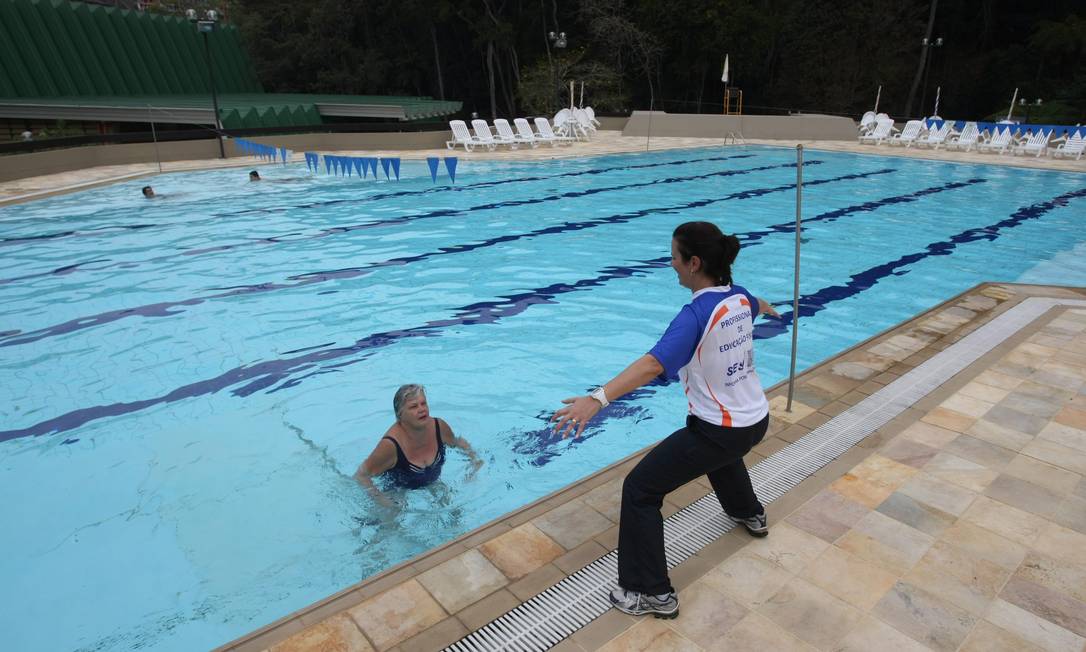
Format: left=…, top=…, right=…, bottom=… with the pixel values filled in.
left=494, top=118, right=534, bottom=148
left=858, top=111, right=877, bottom=135
left=1012, top=129, right=1051, bottom=157
left=858, top=118, right=895, bottom=145
left=513, top=118, right=544, bottom=147
left=946, top=122, right=980, bottom=152
left=533, top=117, right=575, bottom=145
left=916, top=122, right=952, bottom=149
left=572, top=108, right=596, bottom=139
left=889, top=120, right=924, bottom=147
left=584, top=106, right=602, bottom=129
left=446, top=120, right=480, bottom=151
left=470, top=119, right=500, bottom=150
left=1052, top=131, right=1085, bottom=160
left=977, top=127, right=1014, bottom=154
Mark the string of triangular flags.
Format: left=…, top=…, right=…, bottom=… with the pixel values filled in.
left=302, top=152, right=459, bottom=183
left=233, top=138, right=291, bottom=163
left=230, top=139, right=459, bottom=183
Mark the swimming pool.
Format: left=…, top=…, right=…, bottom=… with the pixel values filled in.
left=1, top=146, right=1083, bottom=651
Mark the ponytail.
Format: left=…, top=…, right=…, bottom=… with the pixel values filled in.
left=673, top=221, right=740, bottom=286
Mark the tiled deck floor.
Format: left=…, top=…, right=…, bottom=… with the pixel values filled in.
left=236, top=283, right=1086, bottom=652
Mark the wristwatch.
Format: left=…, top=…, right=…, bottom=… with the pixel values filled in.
left=589, top=386, right=609, bottom=408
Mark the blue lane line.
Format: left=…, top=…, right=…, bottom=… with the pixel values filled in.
left=0, top=155, right=777, bottom=287
left=0, top=152, right=757, bottom=249
left=0, top=162, right=857, bottom=348
left=3, top=175, right=1028, bottom=444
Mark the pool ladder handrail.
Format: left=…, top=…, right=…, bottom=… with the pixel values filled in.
left=725, top=131, right=746, bottom=145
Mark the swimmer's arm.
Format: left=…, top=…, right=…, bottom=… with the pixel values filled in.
left=355, top=440, right=397, bottom=507
left=756, top=297, right=780, bottom=319
left=439, top=419, right=482, bottom=467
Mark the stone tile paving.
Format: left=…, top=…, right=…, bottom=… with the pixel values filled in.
left=242, top=283, right=1086, bottom=652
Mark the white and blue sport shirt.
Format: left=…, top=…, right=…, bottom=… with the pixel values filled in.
left=649, top=285, right=769, bottom=428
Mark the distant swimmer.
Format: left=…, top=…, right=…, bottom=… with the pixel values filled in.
left=249, top=170, right=261, bottom=182
left=355, top=384, right=482, bottom=506
left=142, top=186, right=155, bottom=198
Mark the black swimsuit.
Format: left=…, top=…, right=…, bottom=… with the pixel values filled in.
left=382, top=419, right=446, bottom=489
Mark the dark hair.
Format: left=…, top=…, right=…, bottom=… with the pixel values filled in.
left=672, top=221, right=740, bottom=286
left=249, top=170, right=260, bottom=177
left=141, top=186, right=152, bottom=193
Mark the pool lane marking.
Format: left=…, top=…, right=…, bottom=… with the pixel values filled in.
left=0, top=153, right=757, bottom=250
left=1, top=162, right=869, bottom=347
left=0, top=155, right=779, bottom=286
left=4, top=176, right=1031, bottom=443
left=752, top=185, right=1086, bottom=339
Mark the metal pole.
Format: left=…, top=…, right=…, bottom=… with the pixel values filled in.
left=202, top=31, right=225, bottom=159
left=785, top=145, right=803, bottom=412
left=645, top=96, right=654, bottom=151
left=148, top=104, right=162, bottom=173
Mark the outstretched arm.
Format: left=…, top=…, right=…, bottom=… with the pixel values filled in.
left=757, top=297, right=780, bottom=319
left=551, top=353, right=664, bottom=439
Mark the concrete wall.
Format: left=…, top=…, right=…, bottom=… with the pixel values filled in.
left=0, top=131, right=450, bottom=183
left=622, top=111, right=857, bottom=140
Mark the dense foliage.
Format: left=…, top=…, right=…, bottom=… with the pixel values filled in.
left=226, top=0, right=1085, bottom=124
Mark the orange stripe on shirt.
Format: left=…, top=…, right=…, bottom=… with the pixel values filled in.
left=696, top=304, right=731, bottom=364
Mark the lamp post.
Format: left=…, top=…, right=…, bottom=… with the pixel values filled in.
left=547, top=30, right=567, bottom=115
left=919, top=36, right=943, bottom=119
left=1019, top=97, right=1042, bottom=124
left=187, top=8, right=225, bottom=159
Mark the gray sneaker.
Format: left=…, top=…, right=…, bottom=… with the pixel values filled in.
left=736, top=513, right=768, bottom=537
left=608, top=586, right=679, bottom=619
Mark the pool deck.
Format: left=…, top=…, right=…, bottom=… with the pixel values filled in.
left=1, top=130, right=1082, bottom=207
left=220, top=281, right=1086, bottom=652
left=5, top=134, right=1085, bottom=651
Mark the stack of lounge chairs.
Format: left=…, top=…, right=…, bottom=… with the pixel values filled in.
left=447, top=109, right=597, bottom=152
left=857, top=115, right=1085, bottom=160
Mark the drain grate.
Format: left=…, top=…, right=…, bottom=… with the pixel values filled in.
left=446, top=297, right=1085, bottom=651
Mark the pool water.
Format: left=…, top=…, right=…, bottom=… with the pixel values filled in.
left=1, top=146, right=1083, bottom=651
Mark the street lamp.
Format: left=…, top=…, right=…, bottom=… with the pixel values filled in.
left=187, top=8, right=225, bottom=158
left=1019, top=97, right=1042, bottom=124
left=919, top=36, right=943, bottom=119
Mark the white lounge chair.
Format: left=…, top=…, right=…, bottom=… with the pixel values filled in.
left=447, top=120, right=481, bottom=151
left=916, top=122, right=952, bottom=149
left=470, top=119, right=500, bottom=150
left=494, top=118, right=534, bottom=148
left=514, top=118, right=545, bottom=147
left=1051, top=131, right=1085, bottom=160
left=534, top=117, right=575, bottom=145
left=977, top=127, right=1013, bottom=154
left=858, top=118, right=895, bottom=145
left=889, top=120, right=924, bottom=147
left=1012, top=129, right=1051, bottom=157
left=946, top=122, right=980, bottom=152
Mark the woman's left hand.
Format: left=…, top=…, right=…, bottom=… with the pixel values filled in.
left=551, top=395, right=602, bottom=439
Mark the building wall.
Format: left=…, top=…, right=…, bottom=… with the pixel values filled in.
left=622, top=111, right=858, bottom=140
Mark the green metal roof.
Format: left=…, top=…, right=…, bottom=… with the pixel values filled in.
left=0, top=0, right=462, bottom=128
left=0, top=93, right=462, bottom=127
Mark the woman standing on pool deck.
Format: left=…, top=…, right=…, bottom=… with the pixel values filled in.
left=355, top=384, right=482, bottom=506
left=552, top=221, right=779, bottom=619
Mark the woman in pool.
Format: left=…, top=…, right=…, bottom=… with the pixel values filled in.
left=355, top=384, right=482, bottom=506
left=552, top=221, right=779, bottom=619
